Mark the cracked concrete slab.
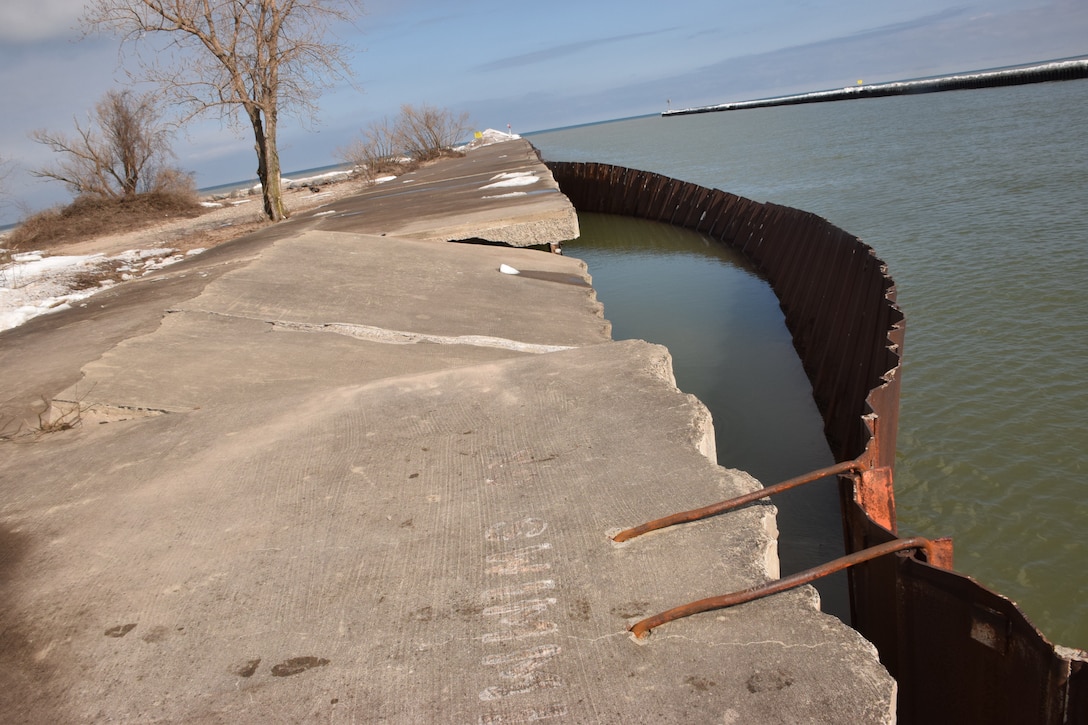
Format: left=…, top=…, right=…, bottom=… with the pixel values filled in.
left=171, top=230, right=608, bottom=346
left=49, top=311, right=522, bottom=415
left=310, top=139, right=579, bottom=246
left=48, top=230, right=610, bottom=416
left=0, top=340, right=894, bottom=723
left=0, top=139, right=895, bottom=722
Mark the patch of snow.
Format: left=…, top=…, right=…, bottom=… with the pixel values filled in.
left=489, top=171, right=534, bottom=180
left=374, top=176, right=397, bottom=184
left=1, top=246, right=206, bottom=332
left=283, top=170, right=354, bottom=189
left=480, top=172, right=539, bottom=190
left=115, top=248, right=178, bottom=262
left=1, top=254, right=106, bottom=331
left=200, top=201, right=224, bottom=208
left=482, top=192, right=530, bottom=199
left=456, top=129, right=521, bottom=151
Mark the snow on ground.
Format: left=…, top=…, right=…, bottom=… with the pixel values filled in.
left=0, top=247, right=203, bottom=332
left=480, top=171, right=540, bottom=190
left=283, top=170, right=355, bottom=189
left=456, top=128, right=520, bottom=152
left=226, top=170, right=357, bottom=199
left=482, top=191, right=529, bottom=199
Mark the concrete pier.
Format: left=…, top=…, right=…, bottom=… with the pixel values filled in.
left=0, top=140, right=895, bottom=722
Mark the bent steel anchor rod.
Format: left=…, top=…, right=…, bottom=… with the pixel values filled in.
left=612, top=459, right=864, bottom=543
left=629, top=536, right=941, bottom=639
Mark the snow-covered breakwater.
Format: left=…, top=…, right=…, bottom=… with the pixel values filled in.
left=665, top=57, right=1088, bottom=116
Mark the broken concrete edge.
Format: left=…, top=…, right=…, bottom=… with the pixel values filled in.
left=625, top=380, right=785, bottom=587
left=405, top=208, right=581, bottom=247
left=613, top=349, right=791, bottom=589
left=391, top=141, right=581, bottom=247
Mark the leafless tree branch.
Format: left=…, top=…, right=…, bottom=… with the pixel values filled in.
left=397, top=104, right=473, bottom=162
left=31, top=89, right=180, bottom=199
left=337, top=104, right=473, bottom=179
left=83, top=0, right=362, bottom=221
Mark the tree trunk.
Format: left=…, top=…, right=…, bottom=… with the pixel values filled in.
left=249, top=108, right=288, bottom=222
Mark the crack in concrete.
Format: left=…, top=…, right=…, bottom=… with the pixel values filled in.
left=167, top=308, right=577, bottom=353
left=270, top=319, right=578, bottom=354
left=167, top=304, right=578, bottom=352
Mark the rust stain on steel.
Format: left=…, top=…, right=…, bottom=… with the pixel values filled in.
left=546, top=159, right=1088, bottom=723
left=612, top=460, right=863, bottom=543
left=854, top=466, right=898, bottom=534
left=629, top=537, right=945, bottom=640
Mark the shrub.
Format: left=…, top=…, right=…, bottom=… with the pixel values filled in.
left=337, top=103, right=472, bottom=178
left=336, top=115, right=417, bottom=181
left=7, top=189, right=203, bottom=250
left=31, top=90, right=185, bottom=199
left=396, top=103, right=472, bottom=162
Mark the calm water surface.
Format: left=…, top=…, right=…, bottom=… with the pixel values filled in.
left=530, top=80, right=1088, bottom=647
left=570, top=214, right=848, bottom=617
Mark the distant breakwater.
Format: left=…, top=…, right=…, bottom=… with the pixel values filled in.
left=664, top=57, right=1088, bottom=116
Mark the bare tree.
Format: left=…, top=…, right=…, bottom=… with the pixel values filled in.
left=84, top=0, right=360, bottom=222
left=396, top=104, right=472, bottom=162
left=335, top=114, right=403, bottom=180
left=337, top=104, right=472, bottom=178
left=31, top=89, right=174, bottom=199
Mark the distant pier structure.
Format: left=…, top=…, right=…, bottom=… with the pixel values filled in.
left=664, top=57, right=1088, bottom=116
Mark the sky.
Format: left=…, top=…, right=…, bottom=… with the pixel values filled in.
left=1, top=0, right=1086, bottom=226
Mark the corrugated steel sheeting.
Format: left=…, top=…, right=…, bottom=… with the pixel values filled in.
left=546, top=160, right=1086, bottom=724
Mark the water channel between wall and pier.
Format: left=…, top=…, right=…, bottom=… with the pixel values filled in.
left=546, top=158, right=1088, bottom=724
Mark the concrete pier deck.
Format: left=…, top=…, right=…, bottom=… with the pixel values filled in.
left=0, top=140, right=894, bottom=722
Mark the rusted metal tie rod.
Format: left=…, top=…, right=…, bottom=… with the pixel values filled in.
left=612, top=459, right=864, bottom=544
left=629, top=536, right=945, bottom=639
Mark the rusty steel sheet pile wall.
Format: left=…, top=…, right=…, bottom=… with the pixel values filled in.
left=547, top=162, right=898, bottom=466
left=546, top=160, right=1086, bottom=724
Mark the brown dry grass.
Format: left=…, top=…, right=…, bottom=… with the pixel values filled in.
left=1, top=176, right=367, bottom=263
left=6, top=191, right=206, bottom=252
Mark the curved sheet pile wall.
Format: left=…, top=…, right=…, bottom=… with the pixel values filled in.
left=546, top=160, right=1086, bottom=724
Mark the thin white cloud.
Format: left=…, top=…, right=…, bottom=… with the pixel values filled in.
left=466, top=2, right=1088, bottom=133
left=0, top=0, right=86, bottom=42
left=474, top=28, right=679, bottom=72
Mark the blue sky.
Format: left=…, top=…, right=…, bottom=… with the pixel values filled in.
left=1, top=0, right=1086, bottom=225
